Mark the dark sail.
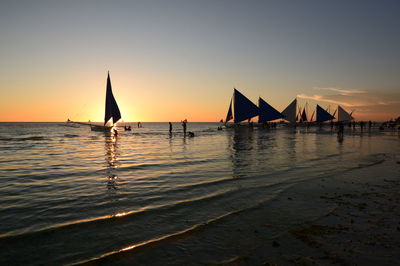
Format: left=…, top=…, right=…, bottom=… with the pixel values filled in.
left=316, top=104, right=335, bottom=122
left=233, top=89, right=259, bottom=123
left=300, top=108, right=308, bottom=122
left=225, top=99, right=233, bottom=123
left=104, top=72, right=121, bottom=125
left=258, top=97, right=283, bottom=123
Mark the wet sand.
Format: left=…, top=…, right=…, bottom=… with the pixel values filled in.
left=245, top=154, right=400, bottom=266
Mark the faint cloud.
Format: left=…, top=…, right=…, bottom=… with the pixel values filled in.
left=313, top=87, right=367, bottom=95
left=297, top=88, right=400, bottom=120
left=297, top=93, right=364, bottom=107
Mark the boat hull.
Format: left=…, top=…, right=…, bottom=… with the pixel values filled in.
left=90, top=125, right=113, bottom=132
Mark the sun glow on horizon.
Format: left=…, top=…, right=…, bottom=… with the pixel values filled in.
left=0, top=2, right=399, bottom=123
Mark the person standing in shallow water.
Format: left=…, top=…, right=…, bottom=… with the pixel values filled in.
left=182, top=119, right=187, bottom=135
left=169, top=122, right=172, bottom=133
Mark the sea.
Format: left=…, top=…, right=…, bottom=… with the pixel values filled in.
left=0, top=122, right=399, bottom=265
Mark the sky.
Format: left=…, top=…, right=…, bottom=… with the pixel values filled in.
left=0, top=0, right=399, bottom=122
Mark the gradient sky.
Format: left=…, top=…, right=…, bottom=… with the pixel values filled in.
left=1, top=0, right=399, bottom=122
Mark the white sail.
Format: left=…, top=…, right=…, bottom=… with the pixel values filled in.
left=337, top=105, right=354, bottom=121
left=282, top=99, right=297, bottom=123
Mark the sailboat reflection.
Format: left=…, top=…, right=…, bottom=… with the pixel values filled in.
left=104, top=132, right=120, bottom=190
left=228, top=127, right=255, bottom=179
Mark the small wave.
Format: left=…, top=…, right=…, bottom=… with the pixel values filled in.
left=70, top=209, right=241, bottom=265
left=64, top=134, right=79, bottom=138
left=0, top=136, right=48, bottom=141
left=0, top=184, right=257, bottom=241
left=71, top=184, right=289, bottom=265
left=200, top=128, right=216, bottom=132
left=18, top=136, right=47, bottom=141
left=121, top=158, right=213, bottom=171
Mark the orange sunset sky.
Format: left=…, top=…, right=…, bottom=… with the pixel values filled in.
left=1, top=1, right=399, bottom=122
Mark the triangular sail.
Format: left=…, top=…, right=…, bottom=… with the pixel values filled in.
left=281, top=99, right=297, bottom=123
left=300, top=107, right=308, bottom=122
left=316, top=104, right=335, bottom=122
left=225, top=98, right=233, bottom=123
left=233, top=89, right=259, bottom=123
left=258, top=97, right=284, bottom=123
left=310, top=110, right=315, bottom=122
left=337, top=105, right=354, bottom=121
left=332, top=109, right=337, bottom=118
left=104, top=72, right=121, bottom=125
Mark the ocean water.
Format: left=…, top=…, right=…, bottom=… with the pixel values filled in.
left=0, top=122, right=398, bottom=265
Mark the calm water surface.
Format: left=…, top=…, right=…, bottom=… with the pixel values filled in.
left=0, top=122, right=398, bottom=264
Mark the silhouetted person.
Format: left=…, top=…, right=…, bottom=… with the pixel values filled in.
left=368, top=120, right=372, bottom=130
left=338, top=122, right=344, bottom=136
left=169, top=122, right=172, bottom=133
left=218, top=119, right=223, bottom=130
left=138, top=122, right=142, bottom=128
left=360, top=121, right=364, bottom=131
left=337, top=122, right=344, bottom=142
left=182, top=119, right=187, bottom=135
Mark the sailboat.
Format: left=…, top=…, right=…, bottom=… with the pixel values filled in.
left=258, top=97, right=283, bottom=123
left=337, top=105, right=354, bottom=122
left=281, top=98, right=297, bottom=124
left=225, top=89, right=259, bottom=124
left=316, top=104, right=335, bottom=122
left=68, top=72, right=122, bottom=132
left=298, top=105, right=308, bottom=123
left=90, top=72, right=121, bottom=132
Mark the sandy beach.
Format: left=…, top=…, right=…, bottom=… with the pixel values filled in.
left=241, top=153, right=400, bottom=266
left=86, top=149, right=400, bottom=265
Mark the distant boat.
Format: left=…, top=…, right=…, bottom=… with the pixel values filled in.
left=63, top=119, right=80, bottom=128
left=281, top=98, right=297, bottom=124
left=258, top=97, right=283, bottom=123
left=337, top=105, right=354, bottom=122
left=316, top=104, right=335, bottom=122
left=90, top=72, right=121, bottom=132
left=67, top=72, right=122, bottom=132
left=225, top=89, right=259, bottom=124
left=299, top=106, right=308, bottom=123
